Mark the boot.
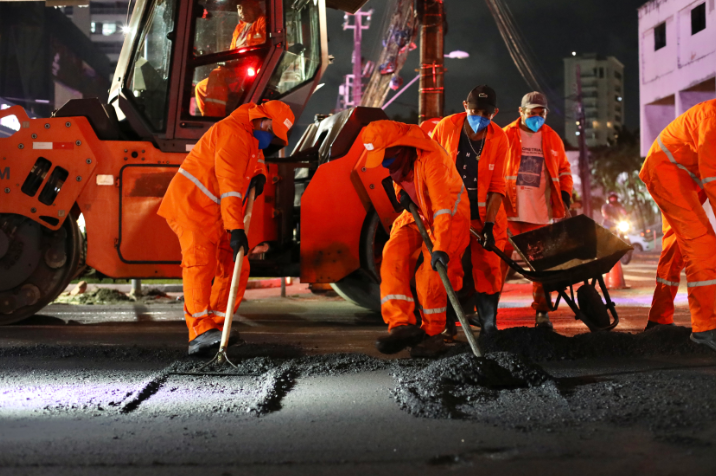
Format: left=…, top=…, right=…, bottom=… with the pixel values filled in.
left=410, top=334, right=447, bottom=358
left=690, top=329, right=716, bottom=352
left=476, top=292, right=499, bottom=335
left=375, top=325, right=426, bottom=354
left=645, top=320, right=675, bottom=331
left=188, top=328, right=240, bottom=356
left=535, top=311, right=553, bottom=330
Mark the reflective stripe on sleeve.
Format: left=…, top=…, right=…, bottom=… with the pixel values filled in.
left=205, top=98, right=227, bottom=105
left=702, top=177, right=716, bottom=184
left=477, top=202, right=486, bottom=207
left=190, top=309, right=210, bottom=318
left=219, top=191, right=243, bottom=200
left=258, top=159, right=265, bottom=164
left=551, top=178, right=559, bottom=182
left=687, top=279, right=716, bottom=288
left=210, top=310, right=227, bottom=317
left=452, top=183, right=464, bottom=215
left=178, top=168, right=220, bottom=204
left=433, top=209, right=451, bottom=219
left=560, top=172, right=571, bottom=177
left=657, top=136, right=703, bottom=187
left=656, top=277, right=680, bottom=287
left=422, top=307, right=447, bottom=314
left=381, top=294, right=415, bottom=305
left=505, top=176, right=518, bottom=180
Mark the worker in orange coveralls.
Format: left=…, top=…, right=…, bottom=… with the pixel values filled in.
left=431, top=85, right=508, bottom=335
left=195, top=0, right=267, bottom=116
left=501, top=92, right=573, bottom=330
left=158, top=100, right=294, bottom=355
left=362, top=120, right=470, bottom=358
left=640, top=99, right=716, bottom=352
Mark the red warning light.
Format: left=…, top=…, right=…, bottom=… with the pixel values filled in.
left=247, top=67, right=256, bottom=77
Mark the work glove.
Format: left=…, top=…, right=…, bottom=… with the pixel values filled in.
left=430, top=250, right=449, bottom=272
left=229, top=229, right=249, bottom=261
left=398, top=190, right=415, bottom=212
left=561, top=190, right=572, bottom=210
left=245, top=174, right=266, bottom=203
left=481, top=222, right=496, bottom=251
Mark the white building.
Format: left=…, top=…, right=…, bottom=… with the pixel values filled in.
left=639, top=0, right=716, bottom=156
left=564, top=54, right=625, bottom=148
left=62, top=1, right=131, bottom=73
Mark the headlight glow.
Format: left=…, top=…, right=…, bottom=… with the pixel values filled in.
left=617, top=220, right=630, bottom=233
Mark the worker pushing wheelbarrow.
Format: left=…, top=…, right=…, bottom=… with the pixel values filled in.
left=475, top=214, right=633, bottom=332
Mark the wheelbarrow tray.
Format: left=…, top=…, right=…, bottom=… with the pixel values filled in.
left=507, top=215, right=633, bottom=293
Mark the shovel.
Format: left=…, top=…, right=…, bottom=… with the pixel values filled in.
left=204, top=187, right=257, bottom=368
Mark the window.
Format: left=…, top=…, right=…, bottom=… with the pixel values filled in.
left=692, top=3, right=706, bottom=35
left=614, top=71, right=622, bottom=80
left=192, top=0, right=267, bottom=57
left=126, top=0, right=178, bottom=130
left=262, top=0, right=321, bottom=99
left=615, top=84, right=621, bottom=93
left=599, top=67, right=604, bottom=78
left=655, top=22, right=666, bottom=50
left=102, top=22, right=118, bottom=35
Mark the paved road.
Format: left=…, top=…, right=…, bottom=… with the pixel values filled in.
left=2, top=252, right=715, bottom=475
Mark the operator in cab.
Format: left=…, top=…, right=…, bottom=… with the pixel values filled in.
left=158, top=100, right=294, bottom=356
left=430, top=85, right=508, bottom=335
left=194, top=0, right=267, bottom=116
left=362, top=120, right=470, bottom=358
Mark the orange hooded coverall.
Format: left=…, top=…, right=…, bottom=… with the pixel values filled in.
left=195, top=16, right=267, bottom=116
left=501, top=119, right=573, bottom=311
left=362, top=121, right=471, bottom=336
left=430, top=113, right=508, bottom=295
left=158, top=101, right=294, bottom=341
left=640, top=99, right=716, bottom=333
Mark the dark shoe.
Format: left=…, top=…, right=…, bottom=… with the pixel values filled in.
left=476, top=292, right=499, bottom=335
left=535, top=311, right=553, bottom=330
left=645, top=320, right=675, bottom=331
left=375, top=325, right=425, bottom=354
left=188, top=328, right=240, bottom=356
left=410, top=334, right=447, bottom=358
left=690, top=329, right=716, bottom=352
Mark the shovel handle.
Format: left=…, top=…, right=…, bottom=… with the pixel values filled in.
left=408, top=204, right=483, bottom=358
left=218, top=187, right=257, bottom=351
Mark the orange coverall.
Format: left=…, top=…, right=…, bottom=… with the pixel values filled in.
left=362, top=121, right=471, bottom=336
left=158, top=102, right=287, bottom=341
left=431, top=113, right=508, bottom=295
left=640, top=99, right=716, bottom=333
left=501, top=119, right=573, bottom=311
left=195, top=16, right=267, bottom=116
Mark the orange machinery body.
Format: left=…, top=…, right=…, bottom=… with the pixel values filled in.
left=1, top=105, right=399, bottom=284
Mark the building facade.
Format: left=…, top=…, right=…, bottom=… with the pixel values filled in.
left=564, top=54, right=625, bottom=148
left=639, top=0, right=716, bottom=156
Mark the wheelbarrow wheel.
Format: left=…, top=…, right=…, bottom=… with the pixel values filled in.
left=577, top=285, right=611, bottom=330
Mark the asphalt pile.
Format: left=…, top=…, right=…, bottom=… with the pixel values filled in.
left=54, top=288, right=178, bottom=305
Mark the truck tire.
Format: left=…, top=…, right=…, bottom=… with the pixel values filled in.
left=331, top=210, right=388, bottom=313
left=0, top=214, right=83, bottom=325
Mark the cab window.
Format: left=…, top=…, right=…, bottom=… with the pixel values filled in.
left=126, top=0, right=179, bottom=131
left=186, top=0, right=269, bottom=118
left=263, top=0, right=320, bottom=99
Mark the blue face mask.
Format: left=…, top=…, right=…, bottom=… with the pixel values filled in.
left=253, top=130, right=274, bottom=149
left=467, top=115, right=491, bottom=133
left=382, top=156, right=396, bottom=168
left=524, top=116, right=545, bottom=133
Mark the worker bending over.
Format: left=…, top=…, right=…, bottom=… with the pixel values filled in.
left=363, top=120, right=470, bottom=358
left=501, top=92, right=573, bottom=330
left=640, top=99, right=716, bottom=351
left=431, top=85, right=508, bottom=334
left=159, top=100, right=294, bottom=355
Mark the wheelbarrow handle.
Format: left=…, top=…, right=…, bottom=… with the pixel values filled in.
left=409, top=204, right=483, bottom=358
left=469, top=227, right=542, bottom=281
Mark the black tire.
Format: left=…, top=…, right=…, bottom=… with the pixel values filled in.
left=0, top=215, right=82, bottom=325
left=620, top=249, right=633, bottom=265
left=577, top=284, right=611, bottom=330
left=632, top=243, right=643, bottom=252
left=331, top=209, right=388, bottom=312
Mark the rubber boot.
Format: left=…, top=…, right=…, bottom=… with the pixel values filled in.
left=690, top=329, right=716, bottom=352
left=188, top=328, right=241, bottom=356
left=476, top=292, right=499, bottom=335
left=535, top=311, right=553, bottom=330
left=375, top=325, right=426, bottom=354
left=410, top=334, right=447, bottom=358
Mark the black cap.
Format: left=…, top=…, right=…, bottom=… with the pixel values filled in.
left=466, top=85, right=497, bottom=113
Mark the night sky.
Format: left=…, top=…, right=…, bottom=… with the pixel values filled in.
left=295, top=0, right=646, bottom=144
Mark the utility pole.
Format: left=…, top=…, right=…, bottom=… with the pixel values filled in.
left=342, top=8, right=372, bottom=107
left=418, top=0, right=444, bottom=124
left=575, top=64, right=592, bottom=218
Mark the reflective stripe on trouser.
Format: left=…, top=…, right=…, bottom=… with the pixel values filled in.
left=380, top=222, right=467, bottom=336
left=648, top=216, right=682, bottom=324
left=501, top=221, right=552, bottom=312
left=470, top=219, right=507, bottom=294
left=642, top=152, right=716, bottom=332
left=170, top=222, right=251, bottom=341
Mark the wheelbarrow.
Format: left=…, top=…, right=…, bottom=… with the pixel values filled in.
left=475, top=215, right=633, bottom=332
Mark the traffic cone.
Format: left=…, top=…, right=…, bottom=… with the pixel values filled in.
left=605, top=260, right=628, bottom=289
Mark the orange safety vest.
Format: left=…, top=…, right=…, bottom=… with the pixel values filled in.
left=502, top=119, right=573, bottom=220
left=431, top=113, right=508, bottom=223
left=158, top=103, right=268, bottom=237
left=230, top=16, right=267, bottom=49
